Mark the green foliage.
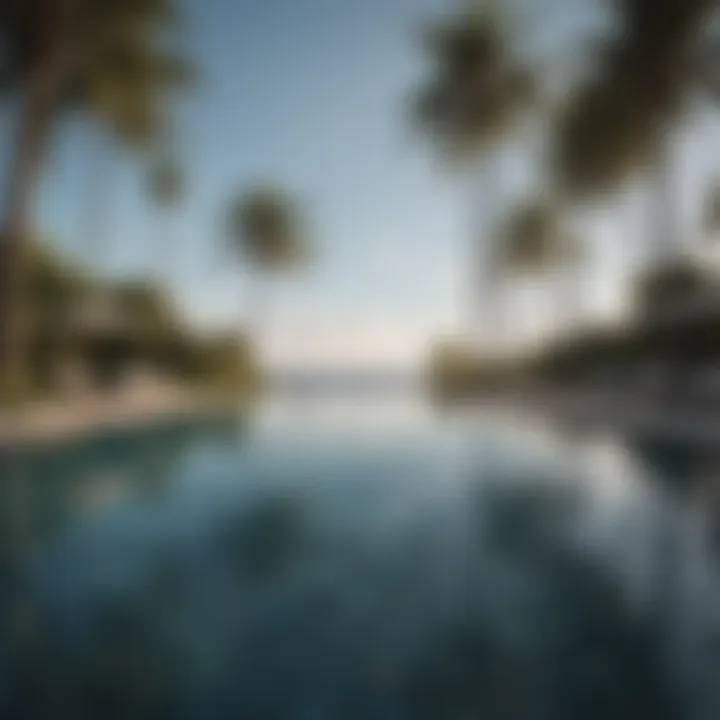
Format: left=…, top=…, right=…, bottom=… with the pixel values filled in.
left=536, top=261, right=720, bottom=382
left=170, top=332, right=257, bottom=393
left=537, top=312, right=720, bottom=384
left=413, top=5, right=535, bottom=163
left=413, top=3, right=538, bottom=338
left=428, top=340, right=530, bottom=399
left=26, top=242, right=93, bottom=323
left=111, top=278, right=175, bottom=331
left=430, top=258, right=720, bottom=394
left=555, top=69, right=665, bottom=197
left=1, top=0, right=191, bottom=149
left=634, top=261, right=719, bottom=313
left=496, top=199, right=577, bottom=274
left=229, top=186, right=306, bottom=272
left=17, top=243, right=257, bottom=401
left=554, top=0, right=716, bottom=196
left=0, top=0, right=193, bottom=388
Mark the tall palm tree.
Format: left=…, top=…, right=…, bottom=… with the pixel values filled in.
left=148, top=152, right=185, bottom=280
left=412, top=1, right=535, bottom=346
left=703, top=181, right=720, bottom=238
left=82, top=128, right=118, bottom=275
left=554, top=4, right=720, bottom=645
left=497, top=198, right=584, bottom=344
left=227, top=186, right=306, bottom=343
left=554, top=0, right=719, bottom=263
left=0, top=0, right=190, bottom=392
left=498, top=200, right=564, bottom=274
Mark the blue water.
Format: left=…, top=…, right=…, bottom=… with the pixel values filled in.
left=0, top=392, right=719, bottom=719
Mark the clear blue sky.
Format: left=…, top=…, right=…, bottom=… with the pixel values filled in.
left=25, top=0, right=720, bottom=369
left=38, top=0, right=470, bottom=370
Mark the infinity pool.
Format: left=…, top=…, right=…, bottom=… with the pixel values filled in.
left=1, top=392, right=718, bottom=719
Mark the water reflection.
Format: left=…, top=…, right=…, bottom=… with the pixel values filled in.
left=0, top=398, right=719, bottom=719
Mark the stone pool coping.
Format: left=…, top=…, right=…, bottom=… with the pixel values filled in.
left=0, top=389, right=241, bottom=451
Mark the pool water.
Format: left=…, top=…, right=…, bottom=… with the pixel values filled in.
left=1, top=392, right=719, bottom=719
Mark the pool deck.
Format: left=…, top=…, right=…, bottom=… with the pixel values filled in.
left=0, top=387, right=240, bottom=451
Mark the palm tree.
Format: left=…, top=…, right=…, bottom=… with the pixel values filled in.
left=496, top=198, right=584, bottom=344
left=0, top=0, right=190, bottom=392
left=412, top=1, right=535, bottom=346
left=148, top=152, right=185, bottom=279
left=227, top=186, right=307, bottom=343
left=554, top=0, right=719, bottom=263
left=703, top=181, right=720, bottom=238
left=498, top=200, right=564, bottom=274
left=81, top=129, right=119, bottom=275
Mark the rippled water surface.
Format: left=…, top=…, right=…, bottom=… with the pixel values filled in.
left=1, top=391, right=719, bottom=719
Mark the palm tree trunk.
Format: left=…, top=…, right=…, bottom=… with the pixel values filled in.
left=250, top=273, right=269, bottom=351
left=470, top=155, right=502, bottom=351
left=651, top=139, right=679, bottom=265
left=0, top=57, right=64, bottom=391
left=467, top=189, right=483, bottom=344
left=85, top=135, right=116, bottom=275
left=239, top=270, right=267, bottom=363
left=536, top=276, right=554, bottom=348
left=154, top=211, right=175, bottom=289
left=527, top=280, right=544, bottom=350
left=557, top=265, right=583, bottom=340
left=549, top=271, right=563, bottom=342
left=471, top=222, right=495, bottom=347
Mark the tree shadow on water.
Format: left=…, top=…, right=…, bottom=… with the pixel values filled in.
left=399, top=474, right=680, bottom=720
left=218, top=492, right=312, bottom=584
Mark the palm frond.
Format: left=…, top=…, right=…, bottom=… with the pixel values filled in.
left=229, top=187, right=307, bottom=273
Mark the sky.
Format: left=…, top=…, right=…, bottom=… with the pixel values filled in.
left=37, top=0, right=465, bottom=371
left=18, top=0, right=720, bottom=371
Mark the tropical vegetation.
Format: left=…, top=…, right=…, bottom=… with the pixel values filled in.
left=21, top=240, right=256, bottom=401
left=425, top=0, right=720, bottom=399
left=413, top=3, right=535, bottom=341
left=0, top=0, right=191, bottom=394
